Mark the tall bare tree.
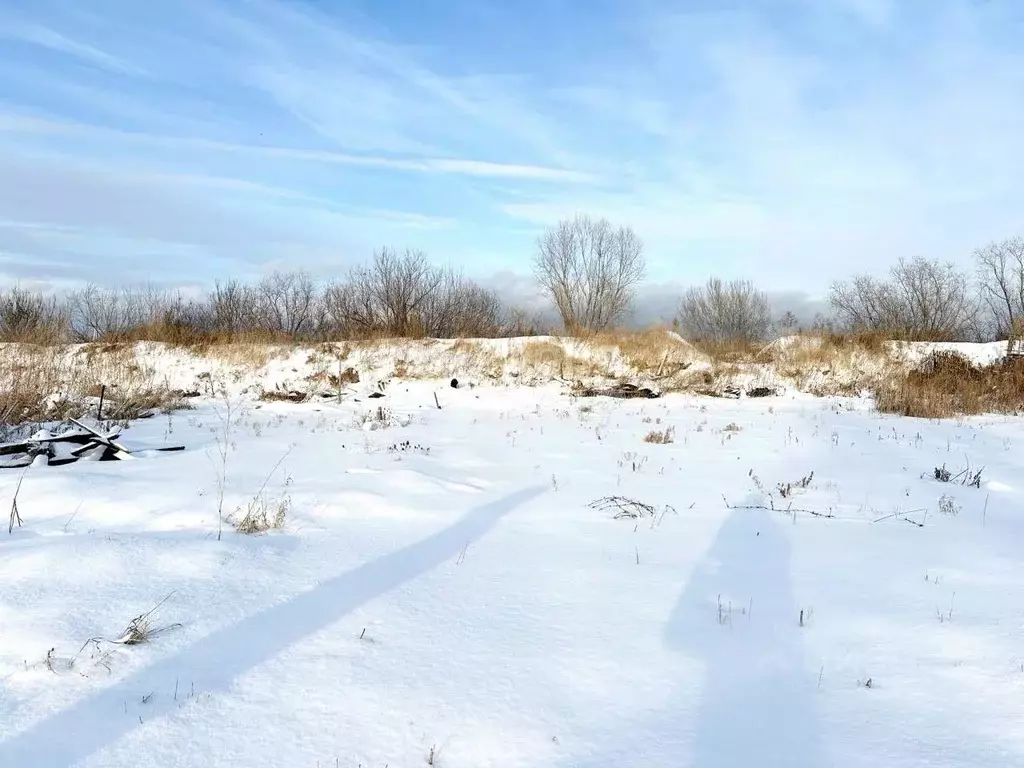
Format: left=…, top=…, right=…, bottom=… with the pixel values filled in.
left=974, top=237, right=1024, bottom=339
left=677, top=278, right=772, bottom=344
left=533, top=214, right=645, bottom=332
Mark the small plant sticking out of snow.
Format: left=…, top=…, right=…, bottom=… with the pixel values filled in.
left=387, top=440, right=430, bottom=455
left=643, top=426, right=675, bottom=444
left=723, top=422, right=742, bottom=433
left=932, top=463, right=983, bottom=488
left=113, top=593, right=181, bottom=646
left=233, top=492, right=289, bottom=534
left=936, top=592, right=956, bottom=623
left=938, top=494, right=961, bottom=516
left=231, top=446, right=294, bottom=535
left=717, top=594, right=732, bottom=627
left=356, top=405, right=410, bottom=431
left=778, top=471, right=814, bottom=499
left=748, top=469, right=765, bottom=493
left=8, top=467, right=25, bottom=534
left=619, top=451, right=648, bottom=472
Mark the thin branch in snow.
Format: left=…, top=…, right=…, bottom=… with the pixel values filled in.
left=589, top=495, right=656, bottom=519
left=8, top=467, right=26, bottom=534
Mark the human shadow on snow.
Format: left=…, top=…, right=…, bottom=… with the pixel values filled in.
left=663, top=502, right=825, bottom=767
left=565, top=500, right=824, bottom=767
left=0, top=485, right=545, bottom=768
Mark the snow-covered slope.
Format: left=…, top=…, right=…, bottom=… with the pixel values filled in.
left=1, top=387, right=1023, bottom=766
left=3, top=333, right=1013, bottom=419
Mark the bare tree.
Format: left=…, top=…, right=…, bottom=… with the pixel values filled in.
left=974, top=237, right=1024, bottom=339
left=253, top=271, right=319, bottom=336
left=533, top=214, right=645, bottom=332
left=776, top=311, right=800, bottom=335
left=677, top=278, right=772, bottom=344
left=830, top=257, right=976, bottom=341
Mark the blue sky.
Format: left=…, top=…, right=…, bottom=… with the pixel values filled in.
left=1, top=0, right=1022, bottom=314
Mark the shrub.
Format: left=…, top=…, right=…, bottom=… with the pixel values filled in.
left=873, top=352, right=1024, bottom=418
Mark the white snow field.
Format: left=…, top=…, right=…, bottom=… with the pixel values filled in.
left=2, top=382, right=1024, bottom=767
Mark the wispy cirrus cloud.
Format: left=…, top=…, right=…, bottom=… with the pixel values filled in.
left=0, top=0, right=1022, bottom=302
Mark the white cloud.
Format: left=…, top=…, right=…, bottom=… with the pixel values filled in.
left=0, top=20, right=143, bottom=75
left=1, top=0, right=1022, bottom=294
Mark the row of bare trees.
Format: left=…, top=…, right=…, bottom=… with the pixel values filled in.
left=0, top=249, right=543, bottom=343
left=829, top=239, right=1024, bottom=342
left=1, top=211, right=1020, bottom=345
left=531, top=214, right=1024, bottom=344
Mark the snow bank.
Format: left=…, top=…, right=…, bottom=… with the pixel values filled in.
left=0, top=333, right=1016, bottom=417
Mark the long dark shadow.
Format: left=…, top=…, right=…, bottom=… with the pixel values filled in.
left=665, top=504, right=824, bottom=767
left=0, top=486, right=545, bottom=768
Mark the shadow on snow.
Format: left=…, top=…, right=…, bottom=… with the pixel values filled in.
left=0, top=485, right=545, bottom=768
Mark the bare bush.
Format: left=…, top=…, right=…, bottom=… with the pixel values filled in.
left=533, top=214, right=645, bottom=332
left=0, top=286, right=67, bottom=342
left=330, top=248, right=444, bottom=337
left=830, top=257, right=977, bottom=341
left=68, top=284, right=142, bottom=341
left=322, top=250, right=511, bottom=339
left=677, top=278, right=771, bottom=344
left=206, top=279, right=257, bottom=336
left=974, top=237, right=1024, bottom=340
left=421, top=272, right=507, bottom=337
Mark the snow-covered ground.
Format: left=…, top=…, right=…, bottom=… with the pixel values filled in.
left=2, top=383, right=1023, bottom=767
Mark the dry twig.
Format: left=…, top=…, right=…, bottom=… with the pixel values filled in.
left=589, top=495, right=657, bottom=519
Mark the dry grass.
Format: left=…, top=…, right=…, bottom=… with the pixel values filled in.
left=643, top=426, right=676, bottom=444
left=584, top=327, right=696, bottom=373
left=755, top=331, right=898, bottom=396
left=200, top=342, right=293, bottom=369
left=874, top=351, right=1024, bottom=418
left=515, top=339, right=603, bottom=380
left=0, top=344, right=185, bottom=427
left=113, top=594, right=181, bottom=645
left=232, top=493, right=289, bottom=534
left=690, top=338, right=763, bottom=363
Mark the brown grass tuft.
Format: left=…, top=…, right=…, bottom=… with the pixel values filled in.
left=233, top=494, right=289, bottom=534
left=643, top=426, right=676, bottom=444
left=873, top=351, right=1024, bottom=418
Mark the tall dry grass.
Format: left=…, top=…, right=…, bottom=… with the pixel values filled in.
left=0, top=344, right=185, bottom=428
left=873, top=351, right=1024, bottom=418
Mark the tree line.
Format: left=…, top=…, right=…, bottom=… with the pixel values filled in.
left=2, top=215, right=1022, bottom=345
